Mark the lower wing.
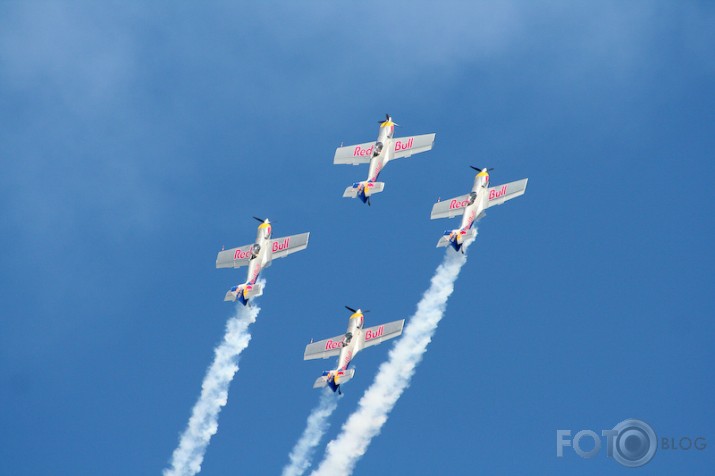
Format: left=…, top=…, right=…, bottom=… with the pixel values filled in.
left=486, top=178, right=528, bottom=208
left=304, top=334, right=346, bottom=360
left=361, top=319, right=405, bottom=349
left=391, top=133, right=436, bottom=159
left=333, top=141, right=375, bottom=165
left=216, top=244, right=253, bottom=269
left=269, top=232, right=310, bottom=260
left=430, top=194, right=470, bottom=219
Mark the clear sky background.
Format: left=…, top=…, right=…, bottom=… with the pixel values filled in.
left=1, top=2, right=713, bottom=475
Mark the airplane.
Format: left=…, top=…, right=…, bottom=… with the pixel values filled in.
left=430, top=167, right=528, bottom=252
left=304, top=306, right=404, bottom=394
left=333, top=114, right=436, bottom=205
left=215, top=217, right=310, bottom=305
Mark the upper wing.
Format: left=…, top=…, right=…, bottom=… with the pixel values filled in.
left=391, top=133, right=436, bottom=159
left=216, top=244, right=253, bottom=269
left=486, top=178, right=528, bottom=208
left=269, top=232, right=310, bottom=260
left=333, top=141, right=376, bottom=165
left=362, top=319, right=405, bottom=349
left=304, top=334, right=346, bottom=360
left=430, top=194, right=470, bottom=220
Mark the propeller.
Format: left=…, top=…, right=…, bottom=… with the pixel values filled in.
left=345, top=306, right=370, bottom=314
left=252, top=216, right=268, bottom=223
left=470, top=166, right=494, bottom=173
left=378, top=113, right=398, bottom=126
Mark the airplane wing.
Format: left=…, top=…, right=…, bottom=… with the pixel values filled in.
left=216, top=244, right=253, bottom=269
left=486, top=178, right=528, bottom=208
left=269, top=232, right=310, bottom=260
left=304, top=334, right=346, bottom=360
left=430, top=194, right=470, bottom=220
left=333, top=141, right=376, bottom=165
left=391, top=133, right=436, bottom=159
left=362, top=319, right=405, bottom=349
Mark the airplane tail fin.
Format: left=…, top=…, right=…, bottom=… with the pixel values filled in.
left=436, top=229, right=476, bottom=251
left=343, top=181, right=385, bottom=204
left=224, top=282, right=263, bottom=305
left=314, top=369, right=355, bottom=393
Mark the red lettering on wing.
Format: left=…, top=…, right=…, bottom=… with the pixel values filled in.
left=272, top=238, right=290, bottom=253
left=234, top=249, right=251, bottom=260
left=449, top=199, right=469, bottom=210
left=394, top=137, right=414, bottom=152
left=365, top=325, right=385, bottom=341
left=489, top=186, right=507, bottom=200
left=353, top=145, right=375, bottom=157
left=325, top=340, right=342, bottom=351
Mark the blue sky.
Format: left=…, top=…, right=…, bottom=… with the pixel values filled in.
left=1, top=2, right=713, bottom=475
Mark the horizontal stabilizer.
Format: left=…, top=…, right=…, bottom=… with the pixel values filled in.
left=313, top=369, right=356, bottom=389
left=224, top=283, right=263, bottom=302
left=342, top=181, right=385, bottom=198
left=334, top=368, right=355, bottom=385
left=436, top=229, right=476, bottom=248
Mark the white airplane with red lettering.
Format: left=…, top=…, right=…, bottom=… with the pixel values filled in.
left=430, top=167, right=528, bottom=252
left=216, top=217, right=310, bottom=305
left=333, top=114, right=436, bottom=205
left=304, top=307, right=404, bottom=394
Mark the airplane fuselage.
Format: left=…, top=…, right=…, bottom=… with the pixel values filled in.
left=457, top=175, right=490, bottom=233
left=244, top=223, right=272, bottom=286
left=365, top=122, right=395, bottom=183
left=443, top=173, right=490, bottom=250
left=336, top=313, right=365, bottom=371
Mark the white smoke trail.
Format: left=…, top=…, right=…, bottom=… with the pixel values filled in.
left=164, top=292, right=264, bottom=476
left=281, top=389, right=340, bottom=476
left=311, top=239, right=474, bottom=476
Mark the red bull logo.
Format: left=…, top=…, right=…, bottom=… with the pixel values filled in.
left=353, top=145, right=375, bottom=157
left=325, top=339, right=343, bottom=350
left=489, top=185, right=507, bottom=200
left=364, top=325, right=384, bottom=341
left=234, top=248, right=252, bottom=260
left=449, top=198, right=470, bottom=210
left=394, top=137, right=414, bottom=151
left=272, top=238, right=290, bottom=253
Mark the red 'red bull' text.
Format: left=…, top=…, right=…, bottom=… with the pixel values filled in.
left=234, top=248, right=251, bottom=260
left=449, top=199, right=469, bottom=210
left=353, top=145, right=375, bottom=157
left=393, top=137, right=414, bottom=152
left=365, top=325, right=385, bottom=341
left=489, top=186, right=507, bottom=200
left=272, top=238, right=290, bottom=252
left=325, top=340, right=343, bottom=350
